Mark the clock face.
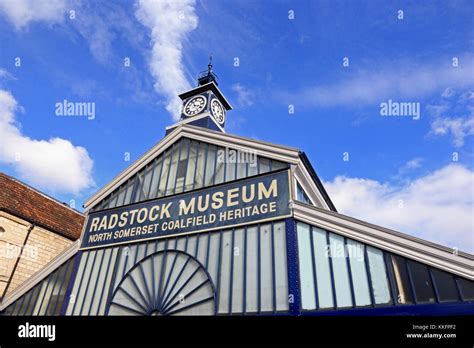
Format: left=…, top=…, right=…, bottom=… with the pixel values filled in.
left=211, top=99, right=225, bottom=124
left=183, top=96, right=207, bottom=117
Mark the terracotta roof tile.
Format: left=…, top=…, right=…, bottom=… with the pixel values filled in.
left=0, top=173, right=84, bottom=240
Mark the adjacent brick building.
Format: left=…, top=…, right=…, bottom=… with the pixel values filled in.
left=0, top=173, right=84, bottom=299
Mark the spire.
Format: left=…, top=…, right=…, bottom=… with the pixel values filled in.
left=198, top=54, right=218, bottom=86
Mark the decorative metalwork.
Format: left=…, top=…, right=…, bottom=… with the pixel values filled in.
left=108, top=250, right=216, bottom=316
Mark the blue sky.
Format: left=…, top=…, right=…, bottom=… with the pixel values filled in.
left=0, top=0, right=473, bottom=251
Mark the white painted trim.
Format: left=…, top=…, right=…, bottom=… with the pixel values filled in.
left=0, top=240, right=80, bottom=311
left=165, top=113, right=226, bottom=133
left=293, top=202, right=474, bottom=279
left=293, top=165, right=330, bottom=209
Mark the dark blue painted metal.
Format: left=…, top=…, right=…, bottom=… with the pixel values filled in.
left=285, top=218, right=301, bottom=315
left=300, top=302, right=474, bottom=316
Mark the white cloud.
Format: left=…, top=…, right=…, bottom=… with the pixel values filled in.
left=324, top=164, right=474, bottom=253
left=427, top=89, right=474, bottom=147
left=135, top=0, right=198, bottom=120
left=0, top=0, right=67, bottom=29
left=283, top=56, right=474, bottom=108
left=430, top=113, right=474, bottom=147
left=0, top=89, right=94, bottom=194
left=232, top=83, right=254, bottom=107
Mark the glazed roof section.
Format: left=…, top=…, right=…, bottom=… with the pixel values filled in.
left=83, top=123, right=336, bottom=212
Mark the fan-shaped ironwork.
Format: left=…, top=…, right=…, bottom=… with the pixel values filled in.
left=108, top=250, right=216, bottom=316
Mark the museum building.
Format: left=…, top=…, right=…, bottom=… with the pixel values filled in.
left=1, top=65, right=473, bottom=316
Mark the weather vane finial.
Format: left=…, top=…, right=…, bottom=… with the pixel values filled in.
left=208, top=54, right=213, bottom=74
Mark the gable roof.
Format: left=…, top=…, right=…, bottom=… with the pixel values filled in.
left=0, top=173, right=84, bottom=240
left=83, top=124, right=336, bottom=212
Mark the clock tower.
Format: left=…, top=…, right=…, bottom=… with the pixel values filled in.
left=166, top=58, right=232, bottom=135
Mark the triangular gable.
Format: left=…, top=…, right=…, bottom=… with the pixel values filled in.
left=84, top=124, right=336, bottom=212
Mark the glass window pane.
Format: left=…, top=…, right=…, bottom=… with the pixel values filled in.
left=260, top=224, right=273, bottom=312
left=273, top=221, right=289, bottom=311
left=157, top=148, right=172, bottom=197
left=247, top=155, right=258, bottom=177
left=115, top=186, right=126, bottom=207
left=271, top=160, right=287, bottom=171
left=175, top=140, right=190, bottom=194
left=259, top=157, right=270, bottom=174
left=390, top=255, right=414, bottom=304
left=431, top=268, right=460, bottom=302
left=123, top=180, right=134, bottom=205
left=245, top=226, right=258, bottom=313
left=147, top=159, right=163, bottom=199
left=165, top=141, right=182, bottom=195
left=296, top=183, right=311, bottom=205
left=366, top=246, right=391, bottom=305
left=297, top=222, right=316, bottom=310
left=406, top=260, right=436, bottom=304
left=132, top=172, right=145, bottom=203
left=236, top=159, right=247, bottom=180
left=457, top=277, right=474, bottom=301
left=218, top=230, right=232, bottom=314
left=347, top=239, right=371, bottom=307
left=185, top=141, right=198, bottom=191
left=194, top=143, right=207, bottom=189
left=231, top=228, right=245, bottom=313
left=225, top=149, right=236, bottom=182
left=214, top=146, right=225, bottom=185
left=139, top=166, right=154, bottom=200
left=329, top=234, right=352, bottom=308
left=313, top=227, right=334, bottom=308
left=204, top=145, right=217, bottom=186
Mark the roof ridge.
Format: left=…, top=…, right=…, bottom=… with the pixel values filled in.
left=0, top=172, right=84, bottom=217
